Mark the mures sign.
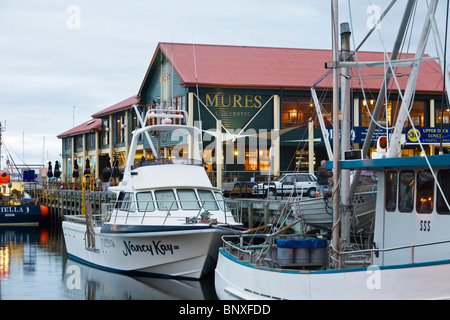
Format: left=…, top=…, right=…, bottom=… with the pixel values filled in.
left=205, top=94, right=263, bottom=109
left=199, top=93, right=272, bottom=130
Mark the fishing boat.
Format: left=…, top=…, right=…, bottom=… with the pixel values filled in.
left=293, top=182, right=376, bottom=232
left=215, top=0, right=450, bottom=299
left=62, top=108, right=242, bottom=279
left=0, top=122, right=49, bottom=226
left=0, top=173, right=48, bottom=226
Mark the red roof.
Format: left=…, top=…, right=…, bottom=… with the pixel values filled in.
left=140, top=42, right=443, bottom=93
left=91, top=95, right=139, bottom=118
left=57, top=118, right=102, bottom=138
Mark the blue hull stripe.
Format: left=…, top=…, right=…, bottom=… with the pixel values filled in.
left=220, top=248, right=450, bottom=275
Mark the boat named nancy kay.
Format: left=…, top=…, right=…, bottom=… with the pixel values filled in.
left=63, top=109, right=241, bottom=279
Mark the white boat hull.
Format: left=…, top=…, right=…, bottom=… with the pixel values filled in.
left=63, top=221, right=232, bottom=279
left=295, top=185, right=376, bottom=231
left=215, top=248, right=450, bottom=300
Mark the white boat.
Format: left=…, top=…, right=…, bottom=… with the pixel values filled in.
left=63, top=109, right=242, bottom=280
left=215, top=0, right=450, bottom=299
left=294, top=183, right=376, bottom=232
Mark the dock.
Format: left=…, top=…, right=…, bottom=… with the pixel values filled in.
left=28, top=188, right=116, bottom=222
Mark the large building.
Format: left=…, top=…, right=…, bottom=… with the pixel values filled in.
left=57, top=42, right=446, bottom=185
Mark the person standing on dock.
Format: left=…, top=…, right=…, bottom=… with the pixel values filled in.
left=317, top=160, right=332, bottom=195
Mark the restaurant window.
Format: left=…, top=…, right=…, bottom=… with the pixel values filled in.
left=102, top=119, right=109, bottom=146
left=281, top=97, right=314, bottom=128
left=416, top=170, right=434, bottom=214
left=407, top=101, right=425, bottom=127
left=115, top=115, right=125, bottom=144
left=361, top=99, right=425, bottom=127
left=398, top=170, right=415, bottom=213
left=385, top=171, right=397, bottom=212
left=86, top=132, right=96, bottom=150
left=437, top=169, right=450, bottom=214
left=436, top=107, right=450, bottom=125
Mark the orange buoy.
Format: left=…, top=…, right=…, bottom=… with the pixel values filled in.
left=40, top=205, right=49, bottom=217
left=0, top=171, right=10, bottom=184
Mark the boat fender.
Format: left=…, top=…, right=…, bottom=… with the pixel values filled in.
left=40, top=205, right=49, bottom=217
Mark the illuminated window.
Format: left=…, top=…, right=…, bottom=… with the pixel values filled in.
left=385, top=171, right=397, bottom=212
left=281, top=97, right=314, bottom=128
left=398, top=170, right=415, bottom=213
left=437, top=169, right=450, bottom=214
left=416, top=170, right=434, bottom=214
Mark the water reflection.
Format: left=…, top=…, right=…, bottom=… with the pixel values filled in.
left=0, top=225, right=217, bottom=300
left=64, top=259, right=217, bottom=300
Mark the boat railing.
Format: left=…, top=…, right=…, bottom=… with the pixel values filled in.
left=221, top=234, right=260, bottom=262
left=131, top=158, right=203, bottom=170
left=221, top=234, right=450, bottom=268
left=341, top=238, right=450, bottom=266
left=107, top=198, right=239, bottom=225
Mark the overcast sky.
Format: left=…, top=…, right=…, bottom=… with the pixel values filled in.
left=0, top=0, right=448, bottom=167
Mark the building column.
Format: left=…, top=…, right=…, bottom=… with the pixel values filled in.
left=109, top=114, right=114, bottom=166
left=430, top=99, right=435, bottom=127
left=94, top=131, right=100, bottom=180
left=216, top=119, right=223, bottom=189
left=71, top=137, right=75, bottom=182
left=188, top=92, right=194, bottom=126
left=273, top=94, right=280, bottom=176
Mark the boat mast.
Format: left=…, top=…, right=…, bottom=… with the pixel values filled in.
left=387, top=0, right=438, bottom=157
left=348, top=0, right=417, bottom=199
left=340, top=22, right=352, bottom=246
left=331, top=0, right=341, bottom=268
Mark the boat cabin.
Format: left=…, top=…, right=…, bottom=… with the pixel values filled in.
left=338, top=154, right=450, bottom=266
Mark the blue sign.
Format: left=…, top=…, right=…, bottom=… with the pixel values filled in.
left=323, top=126, right=387, bottom=144
left=405, top=127, right=450, bottom=144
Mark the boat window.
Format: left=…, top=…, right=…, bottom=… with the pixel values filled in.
left=197, top=190, right=219, bottom=211
left=385, top=171, right=397, bottom=212
left=136, top=192, right=155, bottom=212
left=177, top=189, right=200, bottom=210
left=119, top=192, right=136, bottom=212
left=214, top=191, right=229, bottom=211
left=115, top=192, right=125, bottom=209
left=437, top=169, right=450, bottom=214
left=398, top=170, right=415, bottom=213
left=155, top=190, right=179, bottom=211
left=416, top=170, right=434, bottom=214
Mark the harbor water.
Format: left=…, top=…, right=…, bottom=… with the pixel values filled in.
left=0, top=219, right=217, bottom=300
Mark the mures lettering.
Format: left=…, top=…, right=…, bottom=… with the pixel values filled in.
left=205, top=94, right=262, bottom=109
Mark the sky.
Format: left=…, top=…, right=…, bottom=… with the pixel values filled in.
left=0, top=0, right=448, bottom=167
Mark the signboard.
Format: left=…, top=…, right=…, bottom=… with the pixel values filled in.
left=405, top=127, right=450, bottom=144
left=323, top=126, right=387, bottom=144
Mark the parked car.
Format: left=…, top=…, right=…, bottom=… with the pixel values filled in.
left=252, top=173, right=319, bottom=198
